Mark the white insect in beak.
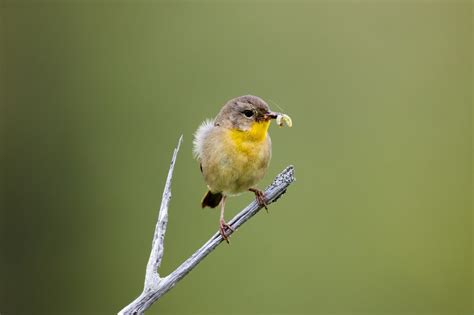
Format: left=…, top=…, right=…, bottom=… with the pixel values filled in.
left=276, top=113, right=292, bottom=128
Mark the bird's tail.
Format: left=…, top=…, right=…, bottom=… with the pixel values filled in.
left=201, top=190, right=223, bottom=208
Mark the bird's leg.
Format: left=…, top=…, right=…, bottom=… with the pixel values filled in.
left=219, top=195, right=233, bottom=244
left=249, top=187, right=268, bottom=212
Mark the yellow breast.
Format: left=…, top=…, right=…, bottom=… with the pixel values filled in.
left=228, top=121, right=270, bottom=156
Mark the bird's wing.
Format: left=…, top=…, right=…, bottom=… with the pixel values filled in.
left=193, top=119, right=215, bottom=160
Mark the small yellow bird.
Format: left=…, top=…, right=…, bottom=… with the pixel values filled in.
left=193, top=95, right=291, bottom=242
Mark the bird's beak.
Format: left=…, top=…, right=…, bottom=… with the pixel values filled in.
left=263, top=111, right=293, bottom=127
left=264, top=111, right=279, bottom=121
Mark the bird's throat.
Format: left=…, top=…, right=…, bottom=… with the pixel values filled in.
left=229, top=120, right=270, bottom=149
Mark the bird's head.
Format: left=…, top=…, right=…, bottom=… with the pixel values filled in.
left=214, top=95, right=279, bottom=131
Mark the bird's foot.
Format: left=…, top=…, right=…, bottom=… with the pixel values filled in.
left=219, top=218, right=234, bottom=244
left=249, top=188, right=268, bottom=212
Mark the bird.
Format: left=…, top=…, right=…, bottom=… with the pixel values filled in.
left=193, top=95, right=291, bottom=243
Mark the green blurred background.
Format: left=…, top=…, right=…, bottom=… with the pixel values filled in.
left=1, top=1, right=472, bottom=314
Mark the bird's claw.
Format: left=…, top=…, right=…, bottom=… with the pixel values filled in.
left=250, top=188, right=268, bottom=212
left=219, top=219, right=234, bottom=244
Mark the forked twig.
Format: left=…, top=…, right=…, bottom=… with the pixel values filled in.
left=118, top=135, right=295, bottom=315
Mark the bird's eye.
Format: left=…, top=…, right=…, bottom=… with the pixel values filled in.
left=242, top=110, right=254, bottom=118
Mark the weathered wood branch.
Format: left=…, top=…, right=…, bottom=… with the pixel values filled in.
left=118, top=135, right=295, bottom=315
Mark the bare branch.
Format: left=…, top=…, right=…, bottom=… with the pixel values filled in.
left=119, top=136, right=295, bottom=315
left=145, top=134, right=183, bottom=288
